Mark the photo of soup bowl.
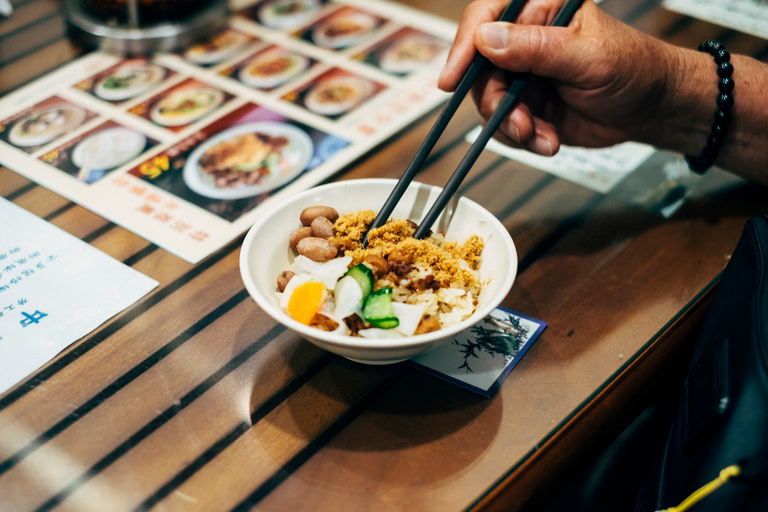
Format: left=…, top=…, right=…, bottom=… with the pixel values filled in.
left=239, top=178, right=518, bottom=365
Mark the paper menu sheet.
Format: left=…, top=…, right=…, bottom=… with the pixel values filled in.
left=0, top=0, right=456, bottom=263
left=662, top=0, right=768, bottom=40
left=0, top=198, right=158, bottom=396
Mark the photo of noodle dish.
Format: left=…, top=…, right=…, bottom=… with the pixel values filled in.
left=239, top=49, right=310, bottom=89
left=379, top=35, right=449, bottom=74
left=304, top=75, right=375, bottom=116
left=183, top=121, right=313, bottom=199
left=149, top=86, right=224, bottom=126
left=94, top=61, right=166, bottom=101
left=8, top=106, right=86, bottom=147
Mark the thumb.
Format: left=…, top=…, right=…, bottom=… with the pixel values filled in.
left=475, top=22, right=586, bottom=83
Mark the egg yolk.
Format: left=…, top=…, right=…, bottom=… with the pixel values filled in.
left=287, top=281, right=326, bottom=325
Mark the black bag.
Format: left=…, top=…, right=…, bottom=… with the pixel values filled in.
left=635, top=214, right=768, bottom=511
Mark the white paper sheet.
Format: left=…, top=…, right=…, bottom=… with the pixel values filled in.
left=0, top=199, right=158, bottom=395
left=663, top=0, right=768, bottom=40
left=467, top=126, right=656, bottom=193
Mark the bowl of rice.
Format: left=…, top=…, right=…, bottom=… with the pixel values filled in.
left=239, top=178, right=517, bottom=364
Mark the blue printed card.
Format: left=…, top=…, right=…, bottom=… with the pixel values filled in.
left=408, top=307, right=546, bottom=397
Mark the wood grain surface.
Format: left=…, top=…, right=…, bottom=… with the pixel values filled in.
left=1, top=0, right=767, bottom=511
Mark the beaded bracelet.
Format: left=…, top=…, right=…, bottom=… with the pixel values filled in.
left=685, top=41, right=734, bottom=174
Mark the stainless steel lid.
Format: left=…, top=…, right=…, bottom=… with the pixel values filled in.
left=65, top=0, right=230, bottom=56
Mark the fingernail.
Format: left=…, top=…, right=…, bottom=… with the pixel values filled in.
left=438, top=64, right=447, bottom=84
left=531, top=137, right=553, bottom=156
left=480, top=23, right=508, bottom=50
left=510, top=124, right=520, bottom=143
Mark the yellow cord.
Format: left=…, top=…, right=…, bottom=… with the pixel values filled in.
left=660, top=465, right=741, bottom=512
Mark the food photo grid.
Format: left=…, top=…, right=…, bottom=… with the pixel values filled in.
left=0, top=0, right=455, bottom=263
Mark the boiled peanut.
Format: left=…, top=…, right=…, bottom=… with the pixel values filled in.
left=363, top=254, right=389, bottom=277
left=277, top=270, right=295, bottom=292
left=288, top=226, right=313, bottom=251
left=311, top=216, right=335, bottom=238
left=300, top=205, right=339, bottom=226
left=297, top=237, right=338, bottom=262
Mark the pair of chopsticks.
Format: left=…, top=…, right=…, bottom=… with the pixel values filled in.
left=363, top=0, right=586, bottom=245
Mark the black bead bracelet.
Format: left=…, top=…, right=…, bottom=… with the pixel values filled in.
left=685, top=41, right=734, bottom=174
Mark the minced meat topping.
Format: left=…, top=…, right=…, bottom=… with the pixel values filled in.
left=328, top=209, right=484, bottom=288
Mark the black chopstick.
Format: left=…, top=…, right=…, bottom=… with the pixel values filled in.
left=411, top=0, right=587, bottom=239
left=362, top=0, right=529, bottom=246
left=364, top=0, right=587, bottom=244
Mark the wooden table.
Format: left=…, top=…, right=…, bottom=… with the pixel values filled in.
left=1, top=1, right=767, bottom=511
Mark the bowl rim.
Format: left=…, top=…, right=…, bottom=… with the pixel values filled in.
left=239, top=178, right=518, bottom=350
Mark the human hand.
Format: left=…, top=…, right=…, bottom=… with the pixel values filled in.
left=438, top=0, right=678, bottom=156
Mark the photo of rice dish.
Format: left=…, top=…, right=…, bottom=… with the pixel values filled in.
left=94, top=61, right=165, bottom=101
left=258, top=0, right=321, bottom=29
left=239, top=50, right=309, bottom=89
left=8, top=106, right=86, bottom=147
left=311, top=11, right=379, bottom=49
left=276, top=206, right=485, bottom=338
left=149, top=86, right=224, bottom=126
left=304, top=76, right=375, bottom=116
left=379, top=36, right=448, bottom=74
left=182, top=121, right=314, bottom=199
left=198, top=131, right=290, bottom=188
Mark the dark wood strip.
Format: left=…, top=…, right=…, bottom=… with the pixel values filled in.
left=495, top=174, right=557, bottom=222
left=0, top=38, right=82, bottom=95
left=4, top=182, right=38, bottom=202
left=41, top=201, right=75, bottom=221
left=0, top=289, right=251, bottom=475
left=122, top=244, right=159, bottom=267
left=0, top=0, right=62, bottom=39
left=131, top=354, right=334, bottom=512
left=457, top=155, right=509, bottom=196
left=80, top=222, right=116, bottom=244
left=229, top=369, right=401, bottom=512
left=0, top=14, right=66, bottom=66
left=32, top=319, right=288, bottom=512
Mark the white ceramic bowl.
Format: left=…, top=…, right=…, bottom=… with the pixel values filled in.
left=239, top=178, right=518, bottom=364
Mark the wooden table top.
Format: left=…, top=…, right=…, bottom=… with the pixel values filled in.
left=1, top=0, right=767, bottom=511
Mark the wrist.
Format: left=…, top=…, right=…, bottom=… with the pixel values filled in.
left=638, top=45, right=716, bottom=156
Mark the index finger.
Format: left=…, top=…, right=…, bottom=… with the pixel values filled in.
left=438, top=0, right=513, bottom=92
left=437, top=0, right=566, bottom=91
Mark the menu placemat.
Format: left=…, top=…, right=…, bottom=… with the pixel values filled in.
left=0, top=0, right=455, bottom=263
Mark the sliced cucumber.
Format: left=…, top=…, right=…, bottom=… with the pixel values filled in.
left=362, top=287, right=399, bottom=329
left=345, top=263, right=374, bottom=299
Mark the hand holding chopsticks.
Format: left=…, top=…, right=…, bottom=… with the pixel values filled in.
left=363, top=0, right=587, bottom=245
